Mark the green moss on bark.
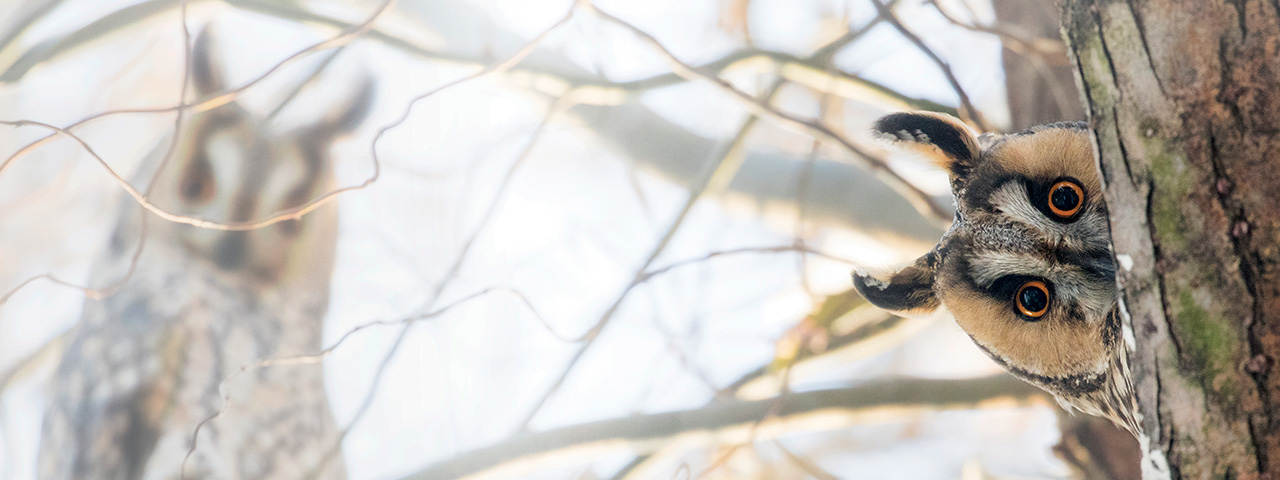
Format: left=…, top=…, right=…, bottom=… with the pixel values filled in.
left=1174, top=291, right=1240, bottom=402
left=1148, top=148, right=1190, bottom=251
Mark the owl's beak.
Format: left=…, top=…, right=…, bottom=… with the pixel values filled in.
left=213, top=232, right=248, bottom=270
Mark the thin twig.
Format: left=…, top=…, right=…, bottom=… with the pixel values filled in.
left=265, top=48, right=345, bottom=123
left=927, top=0, right=1076, bottom=119
left=0, top=0, right=176, bottom=83
left=636, top=245, right=858, bottom=283
left=0, top=0, right=67, bottom=58
left=694, top=357, right=796, bottom=479
left=3, top=0, right=954, bottom=123
left=869, top=0, right=990, bottom=131
left=0, top=0, right=203, bottom=308
left=1, top=0, right=393, bottom=309
left=926, top=0, right=1068, bottom=60
left=610, top=310, right=928, bottom=479
left=610, top=22, right=876, bottom=478
left=514, top=76, right=787, bottom=432
left=512, top=6, right=939, bottom=430
left=0, top=0, right=398, bottom=231
left=178, top=287, right=550, bottom=479
left=287, top=14, right=583, bottom=472
left=583, top=2, right=952, bottom=223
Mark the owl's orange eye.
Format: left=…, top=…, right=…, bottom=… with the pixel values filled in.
left=1048, top=180, right=1084, bottom=219
left=1016, top=280, right=1050, bottom=319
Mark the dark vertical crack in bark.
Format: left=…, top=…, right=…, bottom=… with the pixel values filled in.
left=1091, top=8, right=1121, bottom=102
left=1123, top=0, right=1169, bottom=96
left=1145, top=175, right=1179, bottom=464
left=1210, top=133, right=1272, bottom=476
left=1226, top=0, right=1250, bottom=39
left=1147, top=184, right=1178, bottom=471
left=1216, top=37, right=1247, bottom=128
left=1111, top=106, right=1138, bottom=187
left=1090, top=5, right=1140, bottom=190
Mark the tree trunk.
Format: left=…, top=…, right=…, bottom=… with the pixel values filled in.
left=1063, top=1, right=1280, bottom=478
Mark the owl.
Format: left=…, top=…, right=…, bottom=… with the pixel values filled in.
left=852, top=112, right=1139, bottom=436
left=38, top=29, right=373, bottom=479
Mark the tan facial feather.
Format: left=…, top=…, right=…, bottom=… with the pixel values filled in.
left=965, top=250, right=1116, bottom=320
left=983, top=182, right=1112, bottom=252
left=940, top=285, right=1110, bottom=378
left=987, top=128, right=1101, bottom=195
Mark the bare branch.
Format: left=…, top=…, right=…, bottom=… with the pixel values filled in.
left=0, top=0, right=587, bottom=312
left=637, top=245, right=859, bottom=283
left=927, top=0, right=1077, bottom=120
left=583, top=2, right=952, bottom=223
left=235, top=0, right=954, bottom=114
left=0, top=0, right=398, bottom=231
left=0, top=0, right=68, bottom=64
left=3, top=0, right=950, bottom=119
left=0, top=0, right=203, bottom=308
left=399, top=376, right=1044, bottom=480
left=3, top=0, right=952, bottom=244
left=295, top=16, right=583, bottom=470
left=927, top=0, right=1068, bottom=61
left=0, top=0, right=175, bottom=83
left=613, top=301, right=928, bottom=476
left=869, top=0, right=990, bottom=131
left=732, top=314, right=933, bottom=400
left=515, top=77, right=789, bottom=432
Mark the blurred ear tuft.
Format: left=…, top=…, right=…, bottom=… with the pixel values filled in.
left=873, top=111, right=979, bottom=177
left=851, top=253, right=940, bottom=317
left=191, top=27, right=224, bottom=98
left=311, top=76, right=376, bottom=140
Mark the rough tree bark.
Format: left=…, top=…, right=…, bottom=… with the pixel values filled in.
left=1063, top=0, right=1280, bottom=478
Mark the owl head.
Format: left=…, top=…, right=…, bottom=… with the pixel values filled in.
left=852, top=112, right=1137, bottom=434
left=139, top=28, right=374, bottom=287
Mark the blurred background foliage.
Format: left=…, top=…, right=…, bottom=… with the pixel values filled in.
left=0, top=0, right=1139, bottom=478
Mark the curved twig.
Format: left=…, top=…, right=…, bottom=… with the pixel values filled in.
left=583, top=3, right=952, bottom=223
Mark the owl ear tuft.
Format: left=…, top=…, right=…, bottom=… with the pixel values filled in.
left=191, top=27, right=226, bottom=98
left=873, top=112, right=979, bottom=178
left=852, top=253, right=940, bottom=317
left=305, top=76, right=376, bottom=141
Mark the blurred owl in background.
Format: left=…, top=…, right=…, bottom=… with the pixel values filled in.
left=38, top=28, right=373, bottom=479
left=852, top=112, right=1139, bottom=436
